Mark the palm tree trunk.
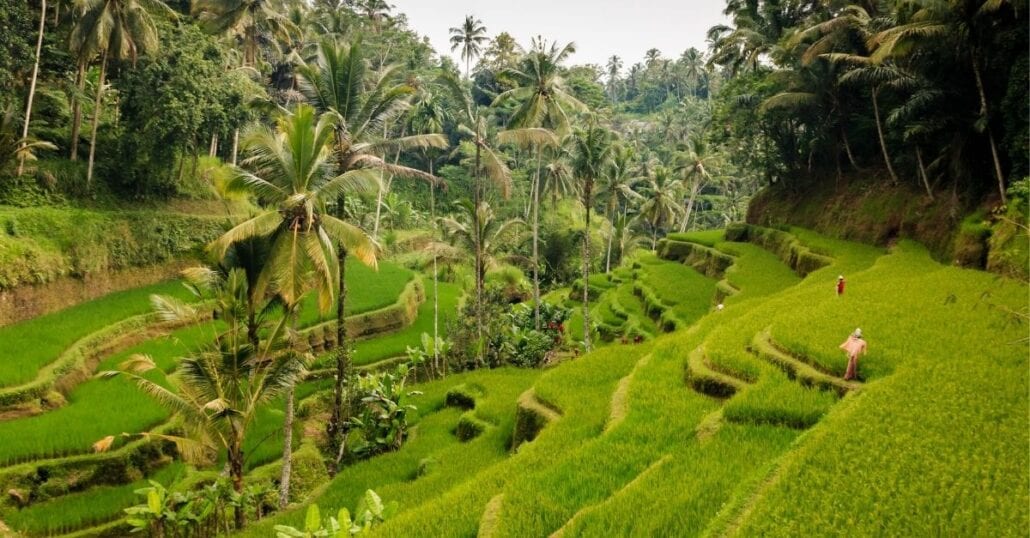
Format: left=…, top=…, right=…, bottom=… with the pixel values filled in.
left=70, top=62, right=85, bottom=161
left=970, top=54, right=1006, bottom=204
left=532, top=146, right=542, bottom=331
left=680, top=182, right=701, bottom=233
left=278, top=379, right=295, bottom=508
left=229, top=434, right=245, bottom=528
left=870, top=87, right=898, bottom=185
left=86, top=49, right=108, bottom=189
left=430, top=160, right=440, bottom=377
left=916, top=146, right=934, bottom=201
left=604, top=204, right=615, bottom=273
left=841, top=127, right=859, bottom=169
left=16, top=0, right=46, bottom=177
left=473, top=137, right=484, bottom=366
left=209, top=132, right=218, bottom=158
left=581, top=181, right=592, bottom=351
left=328, top=247, right=348, bottom=472
left=231, top=128, right=240, bottom=166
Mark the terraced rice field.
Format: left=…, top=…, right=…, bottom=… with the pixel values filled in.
left=246, top=226, right=1026, bottom=536
left=0, top=225, right=1025, bottom=537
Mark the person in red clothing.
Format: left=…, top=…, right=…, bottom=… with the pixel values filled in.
left=836, top=275, right=846, bottom=296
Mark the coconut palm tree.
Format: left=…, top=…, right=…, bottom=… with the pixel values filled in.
left=69, top=0, right=174, bottom=187
left=640, top=165, right=684, bottom=249
left=449, top=15, right=489, bottom=79
left=16, top=0, right=48, bottom=176
left=209, top=103, right=378, bottom=507
left=675, top=133, right=720, bottom=232
left=296, top=38, right=445, bottom=464
left=494, top=37, right=584, bottom=329
left=570, top=122, right=613, bottom=351
left=596, top=143, right=643, bottom=272
left=192, top=0, right=297, bottom=68
left=96, top=266, right=302, bottom=529
left=606, top=55, right=623, bottom=105
left=438, top=70, right=513, bottom=364
left=439, top=200, right=525, bottom=281
left=871, top=0, right=1013, bottom=203
left=407, top=87, right=450, bottom=377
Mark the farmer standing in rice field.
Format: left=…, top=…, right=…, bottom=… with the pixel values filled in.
left=839, top=328, right=867, bottom=381
left=836, top=275, right=846, bottom=296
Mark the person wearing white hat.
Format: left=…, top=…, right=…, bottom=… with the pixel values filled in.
left=836, top=275, right=846, bottom=296
left=839, top=328, right=866, bottom=381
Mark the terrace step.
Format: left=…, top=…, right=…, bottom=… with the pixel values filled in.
left=549, top=454, right=674, bottom=538
left=477, top=494, right=505, bottom=538
left=685, top=347, right=750, bottom=399
left=749, top=331, right=860, bottom=397
left=605, top=353, right=653, bottom=433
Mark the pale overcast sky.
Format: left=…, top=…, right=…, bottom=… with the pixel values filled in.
left=390, top=1, right=729, bottom=72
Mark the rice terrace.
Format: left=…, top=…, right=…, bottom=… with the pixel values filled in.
left=0, top=0, right=1026, bottom=536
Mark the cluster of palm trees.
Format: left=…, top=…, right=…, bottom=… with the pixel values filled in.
left=707, top=0, right=1025, bottom=202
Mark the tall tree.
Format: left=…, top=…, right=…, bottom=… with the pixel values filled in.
left=495, top=37, right=585, bottom=329
left=295, top=38, right=445, bottom=469
left=208, top=104, right=378, bottom=507
left=97, top=266, right=302, bottom=529
left=69, top=0, right=173, bottom=186
left=192, top=0, right=297, bottom=68
left=596, top=143, right=642, bottom=272
left=449, top=15, right=489, bottom=79
left=570, top=122, right=613, bottom=351
left=676, top=132, right=720, bottom=232
left=16, top=0, right=47, bottom=176
left=438, top=70, right=512, bottom=365
left=640, top=165, right=684, bottom=249
left=606, top=55, right=623, bottom=105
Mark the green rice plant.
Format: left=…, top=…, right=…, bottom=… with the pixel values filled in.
left=0, top=280, right=193, bottom=387
left=3, top=462, right=185, bottom=536
left=350, top=281, right=462, bottom=367
left=237, top=368, right=544, bottom=536
left=665, top=229, right=726, bottom=247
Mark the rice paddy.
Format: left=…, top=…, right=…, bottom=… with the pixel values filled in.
left=0, top=226, right=1025, bottom=537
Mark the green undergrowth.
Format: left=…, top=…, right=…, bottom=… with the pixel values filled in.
left=0, top=206, right=225, bottom=290
left=2, top=462, right=185, bottom=536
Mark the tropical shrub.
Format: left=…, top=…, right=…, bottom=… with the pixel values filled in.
left=274, top=489, right=397, bottom=537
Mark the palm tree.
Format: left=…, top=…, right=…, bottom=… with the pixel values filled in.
left=449, top=15, right=489, bottom=79
left=438, top=70, right=512, bottom=365
left=606, top=55, right=623, bottom=105
left=596, top=144, right=642, bottom=272
left=356, top=0, right=392, bottom=32
left=69, top=0, right=174, bottom=187
left=97, top=266, right=302, bottom=529
left=679, top=47, right=706, bottom=97
left=439, top=200, right=525, bottom=282
left=644, top=48, right=662, bottom=68
left=16, top=0, right=48, bottom=176
left=675, top=133, right=720, bottom=232
left=296, top=38, right=445, bottom=465
left=570, top=122, right=613, bottom=351
left=640, top=165, right=684, bottom=249
left=494, top=37, right=585, bottom=329
left=872, top=0, right=1013, bottom=203
left=407, top=87, right=450, bottom=376
left=209, top=104, right=378, bottom=507
left=192, top=0, right=297, bottom=68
